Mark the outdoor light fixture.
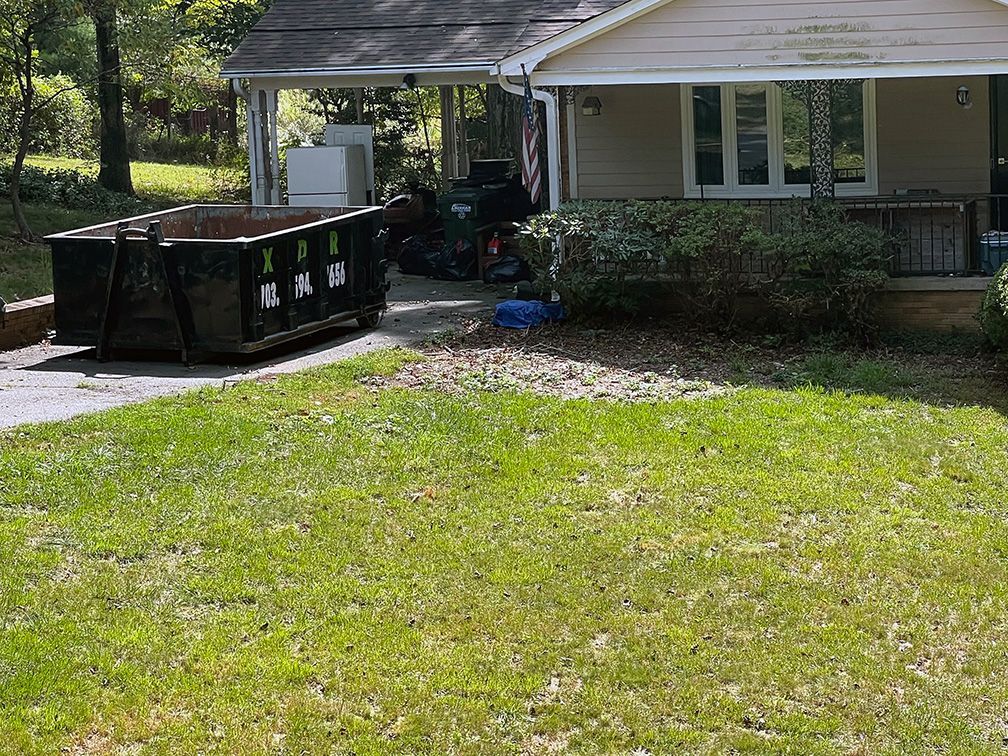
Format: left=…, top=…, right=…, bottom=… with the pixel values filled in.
left=957, top=85, right=972, bottom=109
left=581, top=95, right=602, bottom=117
left=400, top=73, right=417, bottom=91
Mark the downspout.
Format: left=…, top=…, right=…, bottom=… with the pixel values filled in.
left=496, top=68, right=561, bottom=211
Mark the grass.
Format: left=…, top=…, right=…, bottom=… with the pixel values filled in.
left=0, top=204, right=113, bottom=302
left=23, top=155, right=246, bottom=204
left=0, top=156, right=247, bottom=301
left=3, top=347, right=1008, bottom=752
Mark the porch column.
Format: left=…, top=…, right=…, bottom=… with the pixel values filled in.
left=808, top=80, right=835, bottom=199
left=246, top=89, right=268, bottom=206
left=265, top=89, right=281, bottom=205
left=776, top=79, right=862, bottom=200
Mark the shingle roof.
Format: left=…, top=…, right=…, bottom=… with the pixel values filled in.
left=222, top=0, right=628, bottom=76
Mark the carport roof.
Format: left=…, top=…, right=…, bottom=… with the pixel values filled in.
left=220, top=0, right=628, bottom=78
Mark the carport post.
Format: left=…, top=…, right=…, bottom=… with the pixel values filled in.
left=266, top=89, right=281, bottom=205
left=243, top=86, right=268, bottom=206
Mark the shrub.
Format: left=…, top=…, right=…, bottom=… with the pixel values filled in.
left=519, top=200, right=679, bottom=316
left=0, top=163, right=147, bottom=216
left=667, top=202, right=770, bottom=329
left=519, top=198, right=891, bottom=338
left=0, top=75, right=97, bottom=158
left=519, top=200, right=768, bottom=325
left=979, top=263, right=1008, bottom=351
left=764, top=201, right=891, bottom=343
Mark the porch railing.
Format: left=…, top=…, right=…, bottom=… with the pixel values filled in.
left=691, top=194, right=1008, bottom=277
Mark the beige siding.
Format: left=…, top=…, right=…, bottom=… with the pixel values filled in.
left=575, top=84, right=683, bottom=199
left=573, top=77, right=990, bottom=198
left=876, top=76, right=990, bottom=194
left=542, top=0, right=1008, bottom=71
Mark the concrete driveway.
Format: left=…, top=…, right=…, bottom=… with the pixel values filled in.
left=0, top=272, right=506, bottom=428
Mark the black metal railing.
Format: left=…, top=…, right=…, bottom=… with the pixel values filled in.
left=694, top=194, right=1008, bottom=277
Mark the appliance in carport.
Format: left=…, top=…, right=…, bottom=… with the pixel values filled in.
left=286, top=124, right=377, bottom=207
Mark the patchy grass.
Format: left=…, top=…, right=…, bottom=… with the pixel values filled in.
left=3, top=347, right=1008, bottom=753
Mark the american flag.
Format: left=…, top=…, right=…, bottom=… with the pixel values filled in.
left=520, top=65, right=541, bottom=205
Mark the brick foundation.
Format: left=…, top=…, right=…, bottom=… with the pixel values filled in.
left=874, top=279, right=987, bottom=333
left=0, top=295, right=55, bottom=350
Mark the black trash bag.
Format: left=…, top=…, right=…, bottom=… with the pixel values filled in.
left=398, top=235, right=440, bottom=276
left=433, top=239, right=477, bottom=281
left=483, top=254, right=531, bottom=284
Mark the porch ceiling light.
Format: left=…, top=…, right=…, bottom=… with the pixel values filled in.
left=400, top=73, right=417, bottom=91
left=957, top=85, right=972, bottom=109
left=581, top=95, right=602, bottom=117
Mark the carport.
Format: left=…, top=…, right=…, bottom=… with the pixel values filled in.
left=219, top=1, right=625, bottom=209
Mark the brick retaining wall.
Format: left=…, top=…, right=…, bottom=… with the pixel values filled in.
left=0, top=295, right=55, bottom=350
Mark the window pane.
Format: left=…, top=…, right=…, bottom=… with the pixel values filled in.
left=692, top=85, right=724, bottom=186
left=832, top=82, right=865, bottom=183
left=782, top=89, right=811, bottom=185
left=735, top=85, right=769, bottom=185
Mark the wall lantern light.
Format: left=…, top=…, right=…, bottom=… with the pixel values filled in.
left=581, top=95, right=602, bottom=117
left=957, top=85, right=972, bottom=109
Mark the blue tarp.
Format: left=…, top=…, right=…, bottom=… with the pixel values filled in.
left=492, top=300, right=566, bottom=329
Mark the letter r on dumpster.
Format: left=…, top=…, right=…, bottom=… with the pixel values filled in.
left=298, top=239, right=308, bottom=261
left=329, top=231, right=339, bottom=256
left=262, top=247, right=274, bottom=274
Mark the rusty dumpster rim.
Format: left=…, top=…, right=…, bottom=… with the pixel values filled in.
left=43, top=204, right=383, bottom=247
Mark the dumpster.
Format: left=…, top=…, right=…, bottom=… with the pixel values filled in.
left=45, top=204, right=388, bottom=363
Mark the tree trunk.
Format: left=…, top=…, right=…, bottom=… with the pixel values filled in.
left=93, top=5, right=133, bottom=194
left=225, top=85, right=238, bottom=146
left=10, top=34, right=35, bottom=241
left=486, top=83, right=523, bottom=161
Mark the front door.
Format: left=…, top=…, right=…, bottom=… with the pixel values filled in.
left=991, top=75, right=1008, bottom=228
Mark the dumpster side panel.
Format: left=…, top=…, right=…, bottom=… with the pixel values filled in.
left=51, top=239, right=112, bottom=344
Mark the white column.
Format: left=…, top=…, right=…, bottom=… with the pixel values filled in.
left=246, top=89, right=267, bottom=206
left=266, top=89, right=281, bottom=205
left=566, top=100, right=579, bottom=200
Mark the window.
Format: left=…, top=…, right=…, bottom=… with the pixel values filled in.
left=681, top=81, right=876, bottom=197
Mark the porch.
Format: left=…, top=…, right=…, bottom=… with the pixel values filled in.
left=558, top=76, right=1008, bottom=278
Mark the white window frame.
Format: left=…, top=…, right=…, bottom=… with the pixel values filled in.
left=680, top=81, right=878, bottom=198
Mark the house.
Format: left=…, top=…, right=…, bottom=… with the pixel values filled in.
left=222, top=0, right=1008, bottom=331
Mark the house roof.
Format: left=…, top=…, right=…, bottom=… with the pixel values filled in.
left=221, top=0, right=628, bottom=77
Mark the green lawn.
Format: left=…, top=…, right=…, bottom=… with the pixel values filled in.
left=0, top=204, right=112, bottom=303
left=24, top=155, right=246, bottom=204
left=2, top=348, right=1008, bottom=752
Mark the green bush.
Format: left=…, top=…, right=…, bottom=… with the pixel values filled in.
left=979, top=263, right=1008, bottom=351
left=0, top=75, right=97, bottom=158
left=518, top=200, right=681, bottom=316
left=668, top=201, right=770, bottom=329
left=0, top=163, right=147, bottom=216
left=519, top=199, right=891, bottom=337
left=764, top=201, right=891, bottom=343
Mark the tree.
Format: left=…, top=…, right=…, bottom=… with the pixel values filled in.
left=0, top=0, right=81, bottom=239
left=92, top=0, right=132, bottom=193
